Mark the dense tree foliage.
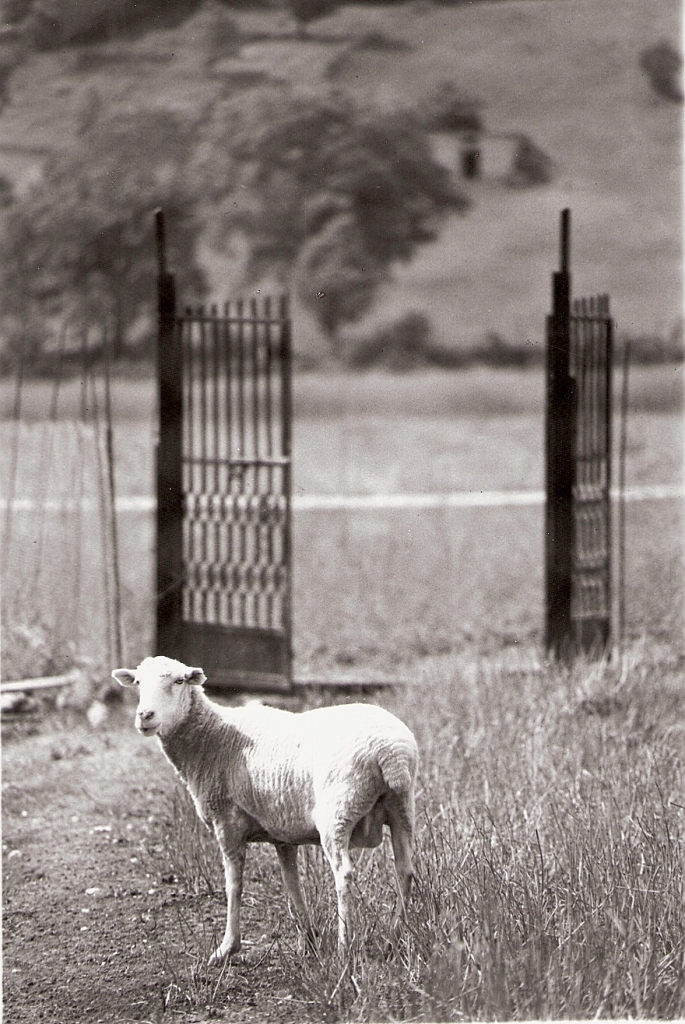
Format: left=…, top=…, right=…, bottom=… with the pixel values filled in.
left=420, top=80, right=483, bottom=134
left=0, top=110, right=203, bottom=362
left=2, top=0, right=203, bottom=47
left=286, top=0, right=339, bottom=38
left=1, top=82, right=468, bottom=364
left=194, top=85, right=468, bottom=342
left=640, top=40, right=683, bottom=103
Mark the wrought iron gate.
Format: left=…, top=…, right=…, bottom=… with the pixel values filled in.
left=569, top=294, right=612, bottom=651
left=546, top=209, right=613, bottom=657
left=155, top=212, right=293, bottom=690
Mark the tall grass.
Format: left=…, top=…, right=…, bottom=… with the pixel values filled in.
left=150, top=643, right=685, bottom=1020
left=1, top=421, right=117, bottom=679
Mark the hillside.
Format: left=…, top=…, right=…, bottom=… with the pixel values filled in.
left=0, top=0, right=680, bottom=354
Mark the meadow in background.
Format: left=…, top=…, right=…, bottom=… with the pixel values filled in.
left=1, top=363, right=682, bottom=681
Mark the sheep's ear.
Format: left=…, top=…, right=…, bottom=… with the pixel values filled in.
left=184, top=667, right=206, bottom=686
left=112, top=668, right=138, bottom=688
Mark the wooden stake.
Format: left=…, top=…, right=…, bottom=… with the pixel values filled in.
left=618, top=339, right=631, bottom=645
left=103, top=324, right=124, bottom=666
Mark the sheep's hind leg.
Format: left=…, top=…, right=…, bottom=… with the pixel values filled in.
left=385, top=791, right=415, bottom=940
left=208, top=834, right=246, bottom=966
left=320, top=828, right=355, bottom=954
left=275, top=843, right=318, bottom=951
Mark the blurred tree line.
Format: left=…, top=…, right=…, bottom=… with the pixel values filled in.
left=0, top=0, right=451, bottom=48
left=0, top=83, right=467, bottom=369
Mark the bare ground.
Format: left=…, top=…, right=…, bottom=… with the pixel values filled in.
left=2, top=700, right=322, bottom=1024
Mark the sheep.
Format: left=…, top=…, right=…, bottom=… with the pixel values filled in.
left=113, top=655, right=418, bottom=964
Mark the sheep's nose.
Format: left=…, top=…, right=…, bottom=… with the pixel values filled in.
left=138, top=709, right=154, bottom=722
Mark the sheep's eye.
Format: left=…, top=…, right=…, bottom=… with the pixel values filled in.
left=173, top=678, right=184, bottom=686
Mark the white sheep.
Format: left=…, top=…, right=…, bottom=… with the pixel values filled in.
left=113, top=655, right=418, bottom=964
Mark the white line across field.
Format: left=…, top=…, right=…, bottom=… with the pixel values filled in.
left=292, top=484, right=685, bottom=511
left=2, top=484, right=683, bottom=514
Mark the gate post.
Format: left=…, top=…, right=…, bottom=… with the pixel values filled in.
left=155, top=209, right=184, bottom=658
left=545, top=209, right=576, bottom=659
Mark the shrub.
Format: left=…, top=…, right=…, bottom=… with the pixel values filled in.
left=18, top=0, right=206, bottom=50
left=287, top=0, right=338, bottom=38
left=344, top=322, right=548, bottom=372
left=478, top=330, right=543, bottom=366
left=345, top=311, right=434, bottom=370
left=25, top=0, right=130, bottom=48
left=353, top=30, right=413, bottom=53
left=616, top=324, right=685, bottom=365
left=507, top=133, right=554, bottom=187
left=1, top=0, right=32, bottom=24
left=0, top=314, right=49, bottom=373
left=0, top=173, right=13, bottom=207
left=185, top=1, right=240, bottom=64
left=420, top=79, right=483, bottom=134
left=640, top=40, right=683, bottom=102
left=0, top=622, right=76, bottom=682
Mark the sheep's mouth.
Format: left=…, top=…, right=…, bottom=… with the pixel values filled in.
left=137, top=723, right=159, bottom=736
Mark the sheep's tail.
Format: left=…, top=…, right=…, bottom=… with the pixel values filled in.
left=378, top=737, right=417, bottom=793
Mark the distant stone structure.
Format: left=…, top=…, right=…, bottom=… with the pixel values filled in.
left=430, top=129, right=522, bottom=184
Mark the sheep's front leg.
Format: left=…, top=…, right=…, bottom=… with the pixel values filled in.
left=208, top=833, right=246, bottom=967
left=275, top=843, right=317, bottom=950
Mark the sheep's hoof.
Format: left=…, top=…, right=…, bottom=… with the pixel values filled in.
left=208, top=939, right=240, bottom=967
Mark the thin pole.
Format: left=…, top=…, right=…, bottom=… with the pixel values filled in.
left=155, top=207, right=167, bottom=278
left=604, top=298, right=613, bottom=652
left=1, top=341, right=25, bottom=576
left=87, top=355, right=113, bottom=669
left=545, top=208, right=575, bottom=659
left=29, top=319, right=68, bottom=614
left=155, top=208, right=184, bottom=657
left=103, top=324, right=124, bottom=666
left=618, top=339, right=630, bottom=646
left=280, top=294, right=293, bottom=685
left=560, top=207, right=570, bottom=274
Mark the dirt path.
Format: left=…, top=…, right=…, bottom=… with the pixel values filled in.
left=2, top=706, right=317, bottom=1024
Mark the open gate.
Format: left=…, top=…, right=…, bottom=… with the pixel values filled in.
left=545, top=209, right=613, bottom=658
left=155, top=211, right=293, bottom=691
left=569, top=293, right=613, bottom=651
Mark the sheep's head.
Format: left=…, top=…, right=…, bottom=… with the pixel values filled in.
left=112, top=656, right=206, bottom=738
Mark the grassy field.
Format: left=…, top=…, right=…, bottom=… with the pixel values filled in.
left=4, top=636, right=684, bottom=1022
left=1, top=366, right=682, bottom=678
left=155, top=646, right=685, bottom=1021
left=2, top=365, right=683, bottom=1020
